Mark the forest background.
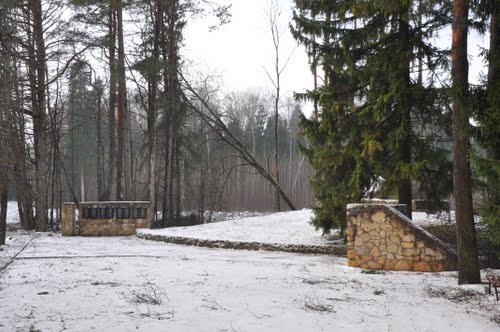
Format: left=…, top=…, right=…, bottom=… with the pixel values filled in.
left=0, top=0, right=499, bottom=285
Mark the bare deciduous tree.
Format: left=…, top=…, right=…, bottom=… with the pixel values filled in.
left=179, top=72, right=297, bottom=211
left=263, top=0, right=294, bottom=212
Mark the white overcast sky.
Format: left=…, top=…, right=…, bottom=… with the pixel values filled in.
left=182, top=0, right=488, bottom=97
left=183, top=0, right=312, bottom=98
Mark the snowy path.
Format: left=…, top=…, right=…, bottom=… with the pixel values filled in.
left=1, top=234, right=500, bottom=331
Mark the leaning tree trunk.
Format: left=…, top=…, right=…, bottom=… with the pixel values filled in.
left=451, top=0, right=481, bottom=285
left=179, top=73, right=296, bottom=211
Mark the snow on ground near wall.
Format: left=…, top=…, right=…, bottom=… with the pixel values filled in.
left=1, top=234, right=500, bottom=331
left=139, top=209, right=340, bottom=246
left=412, top=211, right=452, bottom=224
left=5, top=199, right=465, bottom=228
left=139, top=209, right=457, bottom=246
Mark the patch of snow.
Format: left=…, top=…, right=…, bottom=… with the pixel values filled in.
left=5, top=201, right=60, bottom=226
left=412, top=211, right=482, bottom=226
left=0, top=232, right=499, bottom=331
left=6, top=201, right=20, bottom=224
left=204, top=210, right=267, bottom=223
left=139, top=209, right=339, bottom=246
left=412, top=211, right=453, bottom=225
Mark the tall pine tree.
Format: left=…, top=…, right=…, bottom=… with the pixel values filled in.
left=291, top=0, right=452, bottom=233
left=473, top=0, right=500, bottom=247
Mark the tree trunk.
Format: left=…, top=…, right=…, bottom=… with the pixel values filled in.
left=147, top=0, right=162, bottom=221
left=104, top=5, right=117, bottom=201
left=274, top=89, right=280, bottom=212
left=15, top=116, right=34, bottom=230
left=488, top=0, right=500, bottom=205
left=398, top=3, right=412, bottom=215
left=168, top=132, right=176, bottom=222
left=162, top=0, right=178, bottom=227
left=268, top=0, right=282, bottom=212
left=175, top=143, right=181, bottom=221
left=0, top=176, right=7, bottom=246
left=116, top=0, right=129, bottom=200
left=451, top=0, right=480, bottom=284
left=96, top=83, right=104, bottom=200
left=48, top=78, right=61, bottom=229
left=312, top=24, right=318, bottom=119
left=162, top=121, right=172, bottom=227
left=29, top=0, right=48, bottom=231
left=323, top=9, right=331, bottom=86
left=417, top=0, right=424, bottom=85
left=121, top=0, right=132, bottom=201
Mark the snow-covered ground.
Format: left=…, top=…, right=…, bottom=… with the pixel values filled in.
left=1, top=209, right=500, bottom=331
left=139, top=209, right=342, bottom=246
left=412, top=211, right=453, bottom=225
left=6, top=201, right=20, bottom=224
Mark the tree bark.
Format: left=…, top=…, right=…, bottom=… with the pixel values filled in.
left=398, top=3, right=412, bottom=215
left=162, top=0, right=178, bottom=227
left=95, top=82, right=104, bottom=200
left=267, top=0, right=283, bottom=211
left=48, top=74, right=61, bottom=229
left=103, top=4, right=117, bottom=201
left=175, top=143, right=181, bottom=221
left=273, top=79, right=281, bottom=212
left=451, top=0, right=480, bottom=284
left=0, top=177, right=7, bottom=246
left=116, top=0, right=130, bottom=200
left=0, top=158, right=5, bottom=243
left=147, top=0, right=162, bottom=222
left=487, top=0, right=500, bottom=205
left=15, top=113, right=34, bottom=230
left=29, top=0, right=48, bottom=231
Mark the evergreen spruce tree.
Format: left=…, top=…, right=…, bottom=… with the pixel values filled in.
left=291, top=1, right=452, bottom=233
left=473, top=0, right=500, bottom=245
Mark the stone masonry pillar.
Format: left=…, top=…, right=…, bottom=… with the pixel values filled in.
left=61, top=202, right=76, bottom=236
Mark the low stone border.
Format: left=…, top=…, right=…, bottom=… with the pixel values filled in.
left=136, top=233, right=346, bottom=256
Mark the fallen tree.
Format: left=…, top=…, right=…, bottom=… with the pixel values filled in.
left=178, top=71, right=296, bottom=211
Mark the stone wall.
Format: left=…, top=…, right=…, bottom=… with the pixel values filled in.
left=61, top=201, right=152, bottom=236
left=137, top=233, right=347, bottom=256
left=61, top=202, right=76, bottom=236
left=346, top=204, right=457, bottom=272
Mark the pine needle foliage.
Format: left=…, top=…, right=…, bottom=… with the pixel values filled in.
left=471, top=0, right=500, bottom=245
left=291, top=0, right=453, bottom=234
